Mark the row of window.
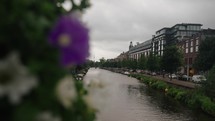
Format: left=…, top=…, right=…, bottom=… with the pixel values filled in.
left=130, top=49, right=152, bottom=59
left=186, top=39, right=199, bottom=47
left=184, top=39, right=199, bottom=53
left=185, top=46, right=199, bottom=53
left=177, top=25, right=201, bottom=31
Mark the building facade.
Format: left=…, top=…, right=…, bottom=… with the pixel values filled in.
left=152, top=23, right=202, bottom=56
left=115, top=51, right=129, bottom=61
left=128, top=39, right=152, bottom=60
left=178, top=29, right=215, bottom=75
left=152, top=28, right=171, bottom=56
left=118, top=23, right=215, bottom=74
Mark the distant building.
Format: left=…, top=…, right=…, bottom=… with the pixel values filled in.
left=178, top=28, right=215, bottom=75
left=152, top=23, right=202, bottom=56
left=116, top=23, right=215, bottom=74
left=152, top=28, right=171, bottom=56
left=115, top=51, right=129, bottom=61
left=128, top=39, right=152, bottom=60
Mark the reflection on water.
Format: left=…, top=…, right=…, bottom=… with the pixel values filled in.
left=84, top=68, right=215, bottom=121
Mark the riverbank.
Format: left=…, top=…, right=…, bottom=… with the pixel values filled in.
left=130, top=73, right=215, bottom=117
left=102, top=67, right=198, bottom=89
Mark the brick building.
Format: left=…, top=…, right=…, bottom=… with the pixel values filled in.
left=152, top=23, right=202, bottom=56
left=178, top=29, right=215, bottom=75
left=115, top=51, right=129, bottom=61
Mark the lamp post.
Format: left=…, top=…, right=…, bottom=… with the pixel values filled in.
left=184, top=36, right=190, bottom=81
left=187, top=60, right=189, bottom=81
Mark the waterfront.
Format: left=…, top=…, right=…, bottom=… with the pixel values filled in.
left=84, top=68, right=215, bottom=121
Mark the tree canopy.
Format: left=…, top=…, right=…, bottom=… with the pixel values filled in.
left=147, top=52, right=160, bottom=72
left=138, top=55, right=147, bottom=70
left=194, top=37, right=215, bottom=71
left=202, top=64, right=215, bottom=98
left=161, top=45, right=183, bottom=74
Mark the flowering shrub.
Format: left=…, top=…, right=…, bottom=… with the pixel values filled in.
left=0, top=0, right=95, bottom=121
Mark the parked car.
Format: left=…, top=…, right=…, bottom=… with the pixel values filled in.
left=136, top=70, right=142, bottom=73
left=192, top=75, right=206, bottom=83
left=168, top=74, right=177, bottom=79
left=124, top=71, right=130, bottom=75
left=151, top=72, right=156, bottom=76
left=178, top=75, right=191, bottom=81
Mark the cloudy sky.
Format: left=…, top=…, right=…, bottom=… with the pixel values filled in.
left=68, top=0, right=215, bottom=61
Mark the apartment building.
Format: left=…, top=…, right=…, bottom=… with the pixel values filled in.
left=152, top=23, right=202, bottom=56
left=178, top=29, right=215, bottom=75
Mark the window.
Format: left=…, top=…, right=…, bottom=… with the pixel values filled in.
left=196, top=46, right=199, bottom=52
left=191, top=41, right=193, bottom=46
left=190, top=47, right=193, bottom=53
left=196, top=39, right=199, bottom=45
left=186, top=48, right=188, bottom=53
left=186, top=41, right=188, bottom=47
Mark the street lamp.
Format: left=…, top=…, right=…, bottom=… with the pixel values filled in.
left=187, top=59, right=189, bottom=81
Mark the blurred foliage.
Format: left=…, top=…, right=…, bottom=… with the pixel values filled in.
left=147, top=52, right=160, bottom=72
left=98, top=54, right=159, bottom=72
left=130, top=74, right=215, bottom=117
left=194, top=37, right=215, bottom=71
left=138, top=55, right=147, bottom=70
left=0, top=0, right=95, bottom=121
left=201, top=65, right=215, bottom=99
left=161, top=45, right=183, bottom=74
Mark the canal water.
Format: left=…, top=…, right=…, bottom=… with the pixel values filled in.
left=84, top=68, right=215, bottom=121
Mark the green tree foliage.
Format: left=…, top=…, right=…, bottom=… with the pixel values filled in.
left=147, top=52, right=160, bottom=72
left=194, top=37, right=215, bottom=71
left=202, top=65, right=215, bottom=98
left=99, top=57, right=106, bottom=67
left=121, top=59, right=128, bottom=68
left=161, top=45, right=183, bottom=74
left=138, top=55, right=147, bottom=70
left=130, top=59, right=138, bottom=69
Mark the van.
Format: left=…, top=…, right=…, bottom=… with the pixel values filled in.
left=192, top=75, right=206, bottom=83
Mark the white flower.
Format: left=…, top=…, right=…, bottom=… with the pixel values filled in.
left=56, top=75, right=77, bottom=108
left=36, top=111, right=61, bottom=121
left=0, top=52, right=38, bottom=104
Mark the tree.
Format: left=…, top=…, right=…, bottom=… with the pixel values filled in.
left=138, top=55, right=147, bottom=70
left=99, top=57, right=106, bottom=67
left=202, top=64, right=215, bottom=98
left=161, top=45, right=183, bottom=75
left=194, top=37, right=215, bottom=71
left=147, top=52, right=160, bottom=72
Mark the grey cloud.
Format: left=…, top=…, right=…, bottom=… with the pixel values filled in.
left=82, top=0, right=215, bottom=60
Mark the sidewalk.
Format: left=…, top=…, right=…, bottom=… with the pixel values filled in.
left=141, top=74, right=200, bottom=89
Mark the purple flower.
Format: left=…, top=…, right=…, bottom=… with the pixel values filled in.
left=48, top=13, right=89, bottom=67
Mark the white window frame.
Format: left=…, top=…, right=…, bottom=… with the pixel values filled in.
left=196, top=39, right=199, bottom=45
left=190, top=47, right=193, bottom=53
left=186, top=48, right=188, bottom=53
left=196, top=46, right=199, bottom=52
